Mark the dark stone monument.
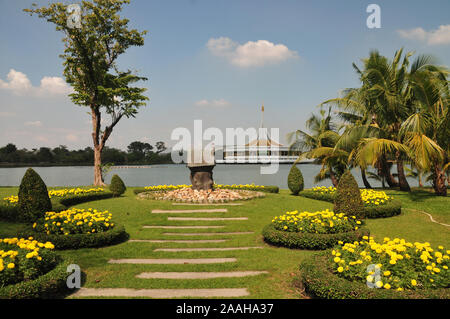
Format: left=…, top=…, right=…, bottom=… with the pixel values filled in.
left=187, top=147, right=215, bottom=191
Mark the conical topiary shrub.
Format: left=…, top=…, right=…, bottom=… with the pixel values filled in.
left=288, top=164, right=304, bottom=195
left=18, top=168, right=52, bottom=222
left=334, top=170, right=364, bottom=219
left=110, top=174, right=126, bottom=197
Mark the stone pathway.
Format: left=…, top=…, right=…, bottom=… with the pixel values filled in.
left=72, top=288, right=250, bottom=298
left=152, top=209, right=227, bottom=214
left=168, top=217, right=248, bottom=221
left=136, top=271, right=268, bottom=279
left=76, top=201, right=267, bottom=299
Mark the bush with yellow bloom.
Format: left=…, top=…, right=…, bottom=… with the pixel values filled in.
left=272, top=209, right=362, bottom=234
left=331, top=236, right=449, bottom=290
left=0, top=237, right=56, bottom=287
left=32, top=208, right=115, bottom=235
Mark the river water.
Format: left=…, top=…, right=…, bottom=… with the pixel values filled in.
left=0, top=164, right=419, bottom=189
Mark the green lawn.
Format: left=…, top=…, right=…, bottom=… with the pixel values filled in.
left=0, top=187, right=448, bottom=299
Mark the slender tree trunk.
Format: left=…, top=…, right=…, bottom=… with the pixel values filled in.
left=396, top=156, right=411, bottom=192
left=418, top=172, right=423, bottom=188
left=93, top=145, right=105, bottom=186
left=329, top=169, right=338, bottom=187
left=433, top=165, right=447, bottom=196
left=91, top=105, right=106, bottom=186
left=360, top=168, right=372, bottom=189
left=380, top=155, right=399, bottom=188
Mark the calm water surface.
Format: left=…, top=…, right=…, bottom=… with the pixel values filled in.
left=0, top=164, right=419, bottom=189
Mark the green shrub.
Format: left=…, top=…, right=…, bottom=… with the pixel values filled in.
left=109, top=174, right=126, bottom=197
left=17, top=168, right=52, bottom=222
left=299, top=190, right=402, bottom=219
left=298, top=253, right=449, bottom=299
left=262, top=223, right=369, bottom=250
left=19, top=224, right=129, bottom=250
left=287, top=165, right=304, bottom=195
left=0, top=256, right=72, bottom=299
left=334, top=171, right=364, bottom=219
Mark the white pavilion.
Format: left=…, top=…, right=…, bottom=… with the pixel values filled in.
left=215, top=105, right=301, bottom=164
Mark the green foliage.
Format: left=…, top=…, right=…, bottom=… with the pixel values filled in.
left=287, top=165, right=304, bottom=195
left=262, top=224, right=369, bottom=250
left=109, top=174, right=126, bottom=197
left=298, top=253, right=449, bottom=299
left=299, top=190, right=402, bottom=219
left=0, top=256, right=72, bottom=299
left=334, top=171, right=365, bottom=219
left=19, top=224, right=128, bottom=250
left=17, top=168, right=52, bottom=222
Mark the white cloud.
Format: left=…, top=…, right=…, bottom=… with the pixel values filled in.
left=0, top=112, right=16, bottom=117
left=65, top=134, right=79, bottom=142
left=206, top=37, right=298, bottom=67
left=0, top=69, right=72, bottom=96
left=24, top=121, right=43, bottom=127
left=397, top=25, right=450, bottom=45
left=195, top=98, right=230, bottom=108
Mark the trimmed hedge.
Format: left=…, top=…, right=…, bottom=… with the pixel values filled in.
left=0, top=256, right=72, bottom=299
left=287, top=165, right=304, bottom=195
left=298, top=252, right=450, bottom=299
left=110, top=174, right=126, bottom=197
left=18, top=224, right=129, bottom=250
left=334, top=171, right=364, bottom=219
left=134, top=185, right=280, bottom=195
left=262, top=223, right=370, bottom=250
left=0, top=192, right=114, bottom=221
left=17, top=168, right=52, bottom=222
left=298, top=191, right=402, bottom=219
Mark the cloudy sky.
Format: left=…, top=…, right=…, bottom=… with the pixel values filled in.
left=1, top=0, right=449, bottom=151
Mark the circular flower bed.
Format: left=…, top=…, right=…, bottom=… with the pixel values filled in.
left=19, top=208, right=128, bottom=250
left=299, top=237, right=450, bottom=299
left=138, top=187, right=265, bottom=203
left=0, top=237, right=71, bottom=298
left=262, top=209, right=369, bottom=250
left=299, top=187, right=401, bottom=219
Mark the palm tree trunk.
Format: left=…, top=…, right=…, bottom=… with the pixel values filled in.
left=396, top=158, right=411, bottom=192
left=360, top=168, right=372, bottom=189
left=329, top=169, right=338, bottom=187
left=433, top=164, right=447, bottom=196
left=380, top=156, right=398, bottom=188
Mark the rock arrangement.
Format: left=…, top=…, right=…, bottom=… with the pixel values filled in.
left=137, top=187, right=264, bottom=203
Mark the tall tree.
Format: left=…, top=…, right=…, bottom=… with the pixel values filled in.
left=25, top=0, right=149, bottom=185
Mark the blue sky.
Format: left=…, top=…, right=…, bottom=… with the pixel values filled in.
left=1, top=0, right=449, bottom=150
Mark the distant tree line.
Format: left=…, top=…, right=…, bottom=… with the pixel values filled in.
left=0, top=141, right=173, bottom=166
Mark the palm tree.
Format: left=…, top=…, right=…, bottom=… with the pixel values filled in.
left=287, top=107, right=346, bottom=186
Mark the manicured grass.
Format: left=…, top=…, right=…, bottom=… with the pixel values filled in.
left=0, top=186, right=448, bottom=299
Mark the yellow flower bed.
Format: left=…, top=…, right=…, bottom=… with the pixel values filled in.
left=331, top=236, right=449, bottom=290
left=0, top=237, right=55, bottom=286
left=144, top=184, right=190, bottom=191
left=32, top=208, right=115, bottom=235
left=272, top=209, right=362, bottom=234
left=2, top=188, right=105, bottom=205
left=47, top=187, right=105, bottom=198
left=311, top=187, right=393, bottom=206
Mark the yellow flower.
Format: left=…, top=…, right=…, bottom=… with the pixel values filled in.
left=411, top=279, right=417, bottom=286
left=7, top=263, right=15, bottom=269
left=383, top=283, right=391, bottom=289
left=337, top=267, right=344, bottom=273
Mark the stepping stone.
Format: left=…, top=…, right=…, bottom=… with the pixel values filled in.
left=136, top=271, right=268, bottom=279
left=71, top=288, right=249, bottom=298
left=152, top=209, right=227, bottom=214
left=172, top=203, right=243, bottom=206
left=168, top=217, right=248, bottom=221
left=143, top=225, right=225, bottom=229
left=108, top=258, right=237, bottom=265
left=154, top=247, right=263, bottom=252
left=163, top=232, right=254, bottom=236
left=128, top=239, right=227, bottom=243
